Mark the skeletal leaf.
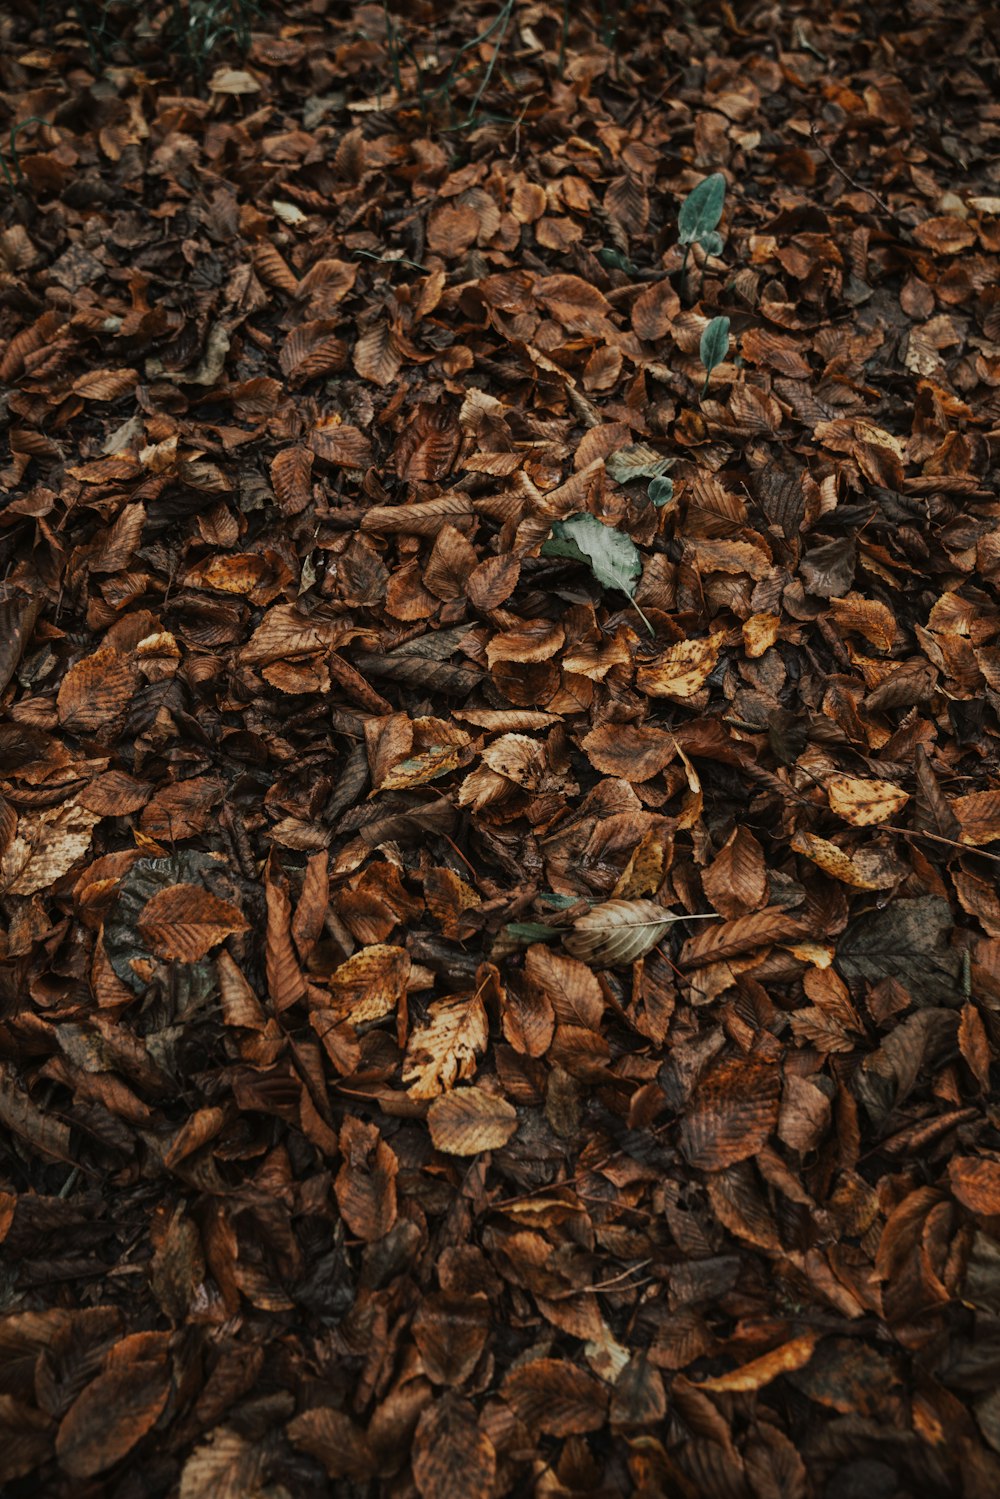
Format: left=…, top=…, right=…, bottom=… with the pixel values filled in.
left=563, top=898, right=709, bottom=967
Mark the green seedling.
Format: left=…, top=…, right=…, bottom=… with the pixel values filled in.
left=678, top=171, right=727, bottom=291
left=699, top=315, right=730, bottom=398
left=542, top=511, right=652, bottom=635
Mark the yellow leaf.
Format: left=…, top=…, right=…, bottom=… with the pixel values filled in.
left=827, top=774, right=909, bottom=826
left=403, top=994, right=489, bottom=1099
left=636, top=632, right=723, bottom=698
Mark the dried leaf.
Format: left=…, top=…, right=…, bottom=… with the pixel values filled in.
left=564, top=899, right=695, bottom=967
left=428, top=1087, right=518, bottom=1155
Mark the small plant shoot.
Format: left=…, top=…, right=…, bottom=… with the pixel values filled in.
left=648, top=476, right=674, bottom=508
left=699, top=315, right=731, bottom=397
left=678, top=172, right=727, bottom=248
left=541, top=512, right=653, bottom=635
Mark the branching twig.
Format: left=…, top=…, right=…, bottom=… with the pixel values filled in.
left=809, top=121, right=901, bottom=222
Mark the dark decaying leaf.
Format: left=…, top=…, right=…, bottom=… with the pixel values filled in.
left=836, top=896, right=961, bottom=1006
left=412, top=1398, right=495, bottom=1499
left=502, top=1359, right=608, bottom=1435
left=679, top=1056, right=782, bottom=1170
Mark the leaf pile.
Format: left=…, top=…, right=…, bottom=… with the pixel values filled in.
left=1, top=0, right=1000, bottom=1494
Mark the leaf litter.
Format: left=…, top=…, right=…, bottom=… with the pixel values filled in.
left=0, top=0, right=999, bottom=1494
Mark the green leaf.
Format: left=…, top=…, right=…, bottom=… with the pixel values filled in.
left=542, top=512, right=639, bottom=595
left=504, top=922, right=559, bottom=944
left=606, top=443, right=673, bottom=485
left=678, top=172, right=727, bottom=246
left=597, top=247, right=634, bottom=274
left=699, top=229, right=725, bottom=257
left=541, top=512, right=652, bottom=634
left=647, top=476, right=674, bottom=508
left=699, top=315, right=730, bottom=396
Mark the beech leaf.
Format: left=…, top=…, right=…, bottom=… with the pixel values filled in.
left=563, top=898, right=713, bottom=967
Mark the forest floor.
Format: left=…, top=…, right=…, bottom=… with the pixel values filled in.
left=0, top=1, right=999, bottom=1495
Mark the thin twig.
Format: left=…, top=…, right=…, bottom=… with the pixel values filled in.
left=809, top=122, right=900, bottom=222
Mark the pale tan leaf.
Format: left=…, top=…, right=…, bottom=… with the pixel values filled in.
left=403, top=993, right=489, bottom=1098
left=827, top=774, right=909, bottom=827
left=697, top=1334, right=818, bottom=1393
left=0, top=800, right=100, bottom=896
left=328, top=943, right=410, bottom=1022
left=636, top=633, right=724, bottom=698
left=563, top=898, right=694, bottom=967
left=428, top=1087, right=518, bottom=1155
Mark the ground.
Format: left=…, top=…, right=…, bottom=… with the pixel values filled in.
left=1, top=0, right=1000, bottom=1495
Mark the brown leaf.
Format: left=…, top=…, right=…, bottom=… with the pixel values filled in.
left=580, top=722, right=676, bottom=781
left=502, top=1358, right=608, bottom=1435
left=697, top=1333, right=819, bottom=1393
left=465, top=553, right=521, bottom=611
left=679, top=1056, right=782, bottom=1170
left=679, top=907, right=806, bottom=967
left=334, top=1116, right=398, bottom=1241
left=280, top=320, right=347, bottom=382
left=424, top=523, right=478, bottom=602
left=57, top=646, right=138, bottom=733
left=632, top=279, right=679, bottom=341
left=265, top=870, right=307, bottom=1011
left=412, top=1293, right=490, bottom=1385
left=412, top=1397, right=496, bottom=1499
left=287, top=1409, right=376, bottom=1482
left=535, top=274, right=613, bottom=336
left=308, top=419, right=373, bottom=469
left=140, top=777, right=223, bottom=840
left=56, top=1353, right=170, bottom=1477
left=353, top=322, right=402, bottom=386
left=702, top=826, right=768, bottom=919
left=525, top=945, right=604, bottom=1029
left=950, top=1157, right=1000, bottom=1216
left=954, top=791, right=1000, bottom=847
left=0, top=1063, right=72, bottom=1162
left=428, top=1087, right=518, bottom=1155
left=828, top=592, right=897, bottom=652
left=270, top=446, right=314, bottom=515
left=328, top=943, right=410, bottom=1022
left=138, top=883, right=248, bottom=961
